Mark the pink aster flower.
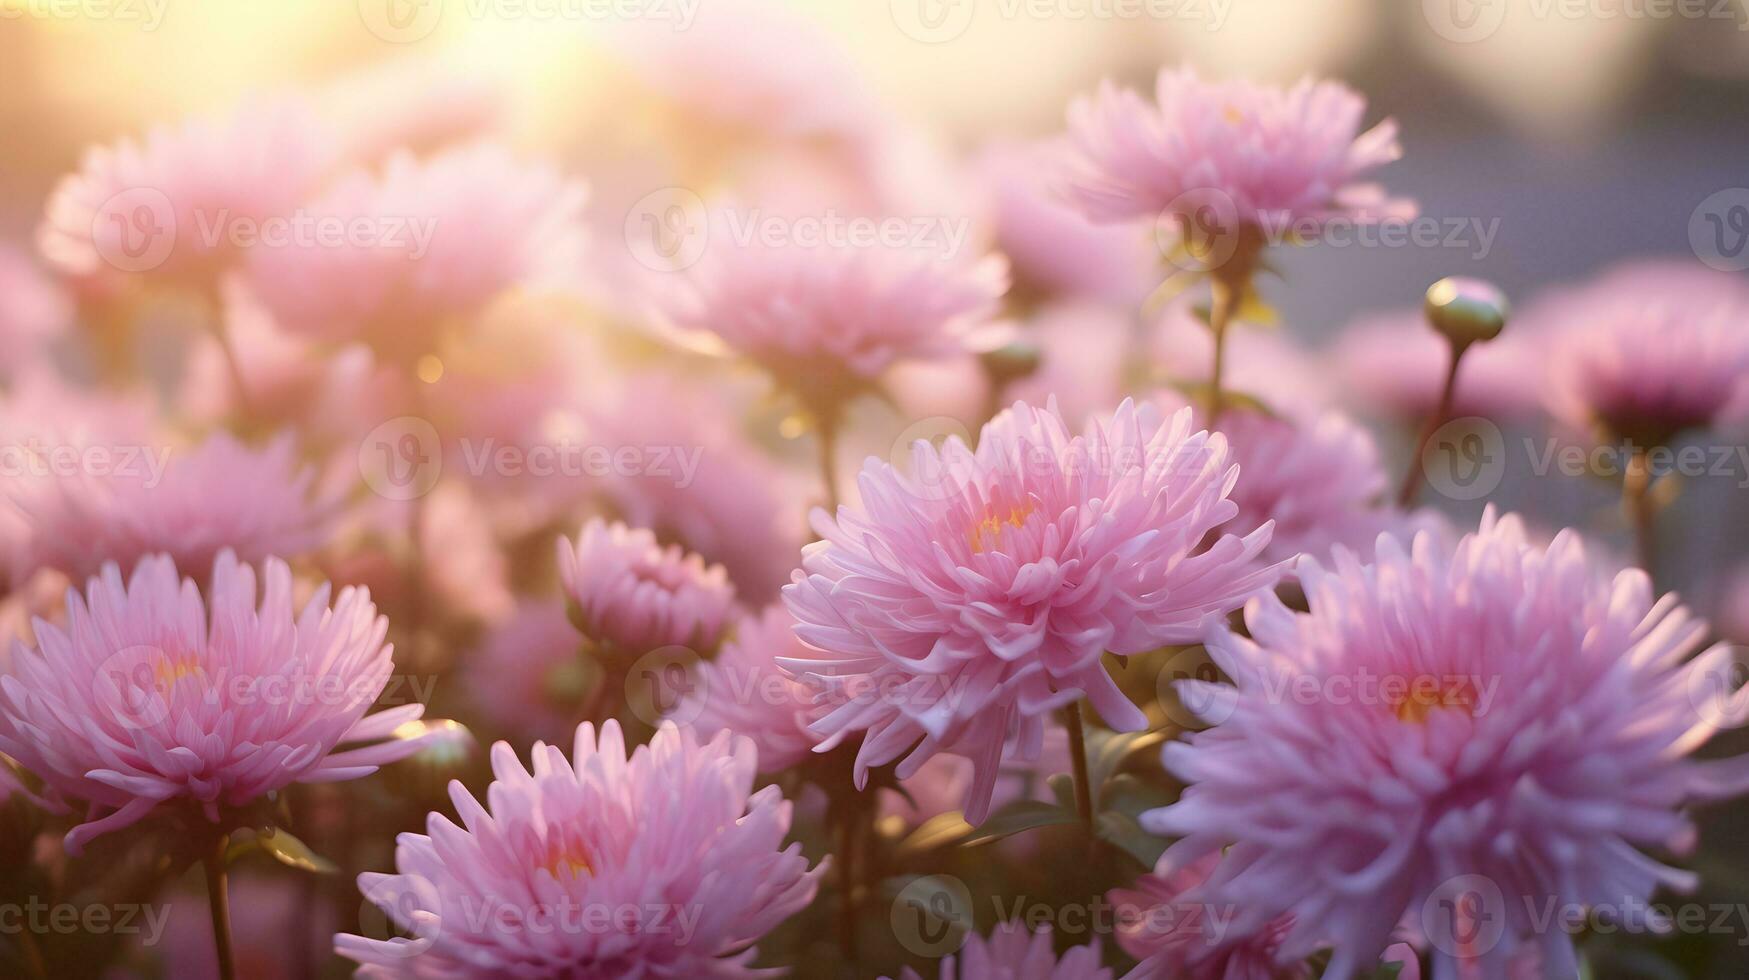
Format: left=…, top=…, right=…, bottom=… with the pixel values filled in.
left=668, top=214, right=1010, bottom=405
left=336, top=720, right=824, bottom=978
left=1148, top=389, right=1429, bottom=566
left=1060, top=67, right=1412, bottom=235
left=37, top=96, right=336, bottom=292
left=1539, top=261, right=1749, bottom=445
left=890, top=923, right=1109, bottom=980
left=462, top=600, right=587, bottom=746
left=1146, top=509, right=1749, bottom=978
left=979, top=142, right=1154, bottom=305
left=673, top=604, right=818, bottom=774
left=0, top=245, right=71, bottom=374
left=10, top=430, right=325, bottom=586
left=1111, top=853, right=1306, bottom=980
left=245, top=143, right=587, bottom=363
left=9, top=430, right=326, bottom=586
left=1332, top=309, right=1546, bottom=424
left=0, top=552, right=446, bottom=854
left=782, top=399, right=1283, bottom=822
left=557, top=519, right=738, bottom=659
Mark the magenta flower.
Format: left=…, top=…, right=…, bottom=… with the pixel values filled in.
left=1146, top=510, right=1749, bottom=978
left=1540, top=261, right=1749, bottom=445
left=0, top=552, right=446, bottom=854
left=782, top=399, right=1283, bottom=822
left=668, top=216, right=1010, bottom=405
left=890, top=923, right=1109, bottom=980
left=10, top=431, right=326, bottom=586
left=336, top=721, right=824, bottom=978
left=37, top=97, right=335, bottom=291
left=557, top=519, right=738, bottom=658
left=1060, top=67, right=1411, bottom=235
left=674, top=604, right=819, bottom=774
left=245, top=143, right=586, bottom=363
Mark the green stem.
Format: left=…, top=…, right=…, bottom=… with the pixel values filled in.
left=203, top=836, right=236, bottom=980
left=1398, top=339, right=1469, bottom=508
left=815, top=409, right=842, bottom=514
left=1206, top=277, right=1235, bottom=423
left=1063, top=701, right=1094, bottom=829
left=1623, top=447, right=1657, bottom=579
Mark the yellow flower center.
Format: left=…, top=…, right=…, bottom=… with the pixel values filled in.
left=152, top=652, right=207, bottom=689
left=538, top=838, right=593, bottom=881
left=1391, top=677, right=1476, bottom=724
left=1223, top=105, right=1244, bottom=125
left=968, top=504, right=1033, bottom=554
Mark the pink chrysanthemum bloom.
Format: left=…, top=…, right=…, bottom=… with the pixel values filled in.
left=245, top=143, right=587, bottom=363
left=1540, top=261, right=1749, bottom=445
left=979, top=142, right=1154, bottom=305
left=0, top=246, right=70, bottom=376
left=781, top=399, right=1283, bottom=822
left=9, top=430, right=325, bottom=585
left=669, top=217, right=1011, bottom=407
left=336, top=720, right=824, bottom=978
left=462, top=600, right=588, bottom=746
left=674, top=605, right=819, bottom=774
left=0, top=552, right=446, bottom=854
left=1333, top=309, right=1546, bottom=423
left=1060, top=67, right=1411, bottom=236
left=37, top=97, right=335, bottom=291
left=1110, top=853, right=1306, bottom=980
left=557, top=519, right=738, bottom=658
left=1145, top=509, right=1749, bottom=978
left=890, top=923, right=1109, bottom=980
left=1149, top=390, right=1426, bottom=565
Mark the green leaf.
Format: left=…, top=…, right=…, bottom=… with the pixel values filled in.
left=233, top=828, right=339, bottom=875
left=961, top=800, right=1079, bottom=847
left=893, top=812, right=975, bottom=859
left=1095, top=810, right=1165, bottom=869
left=1357, top=963, right=1404, bottom=980
left=1088, top=729, right=1169, bottom=794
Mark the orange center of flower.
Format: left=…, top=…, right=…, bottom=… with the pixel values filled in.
left=1223, top=105, right=1244, bottom=125
left=537, top=837, right=593, bottom=881
left=152, top=652, right=207, bottom=689
left=968, top=504, right=1033, bottom=554
left=1390, top=676, right=1477, bottom=724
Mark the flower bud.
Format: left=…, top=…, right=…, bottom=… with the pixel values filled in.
left=1425, top=277, right=1508, bottom=348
